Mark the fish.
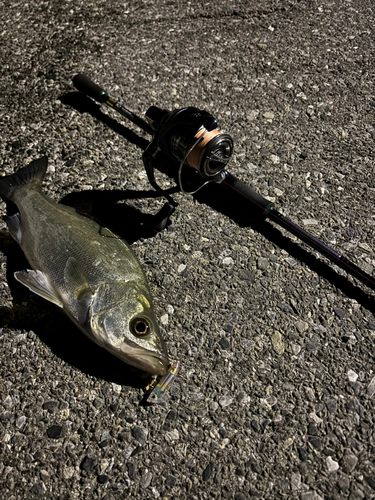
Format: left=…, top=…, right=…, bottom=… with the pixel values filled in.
left=0, top=156, right=169, bottom=376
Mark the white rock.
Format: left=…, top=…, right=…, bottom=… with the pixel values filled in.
left=367, top=376, right=375, bottom=397
left=347, top=369, right=358, bottom=382
left=326, top=456, right=339, bottom=472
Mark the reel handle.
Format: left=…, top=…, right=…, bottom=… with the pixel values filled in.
left=73, top=74, right=109, bottom=103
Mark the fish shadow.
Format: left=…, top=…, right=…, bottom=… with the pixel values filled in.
left=0, top=229, right=146, bottom=389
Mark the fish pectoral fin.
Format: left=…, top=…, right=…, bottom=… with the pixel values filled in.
left=14, top=270, right=63, bottom=307
left=4, top=213, right=22, bottom=244
left=64, top=257, right=94, bottom=304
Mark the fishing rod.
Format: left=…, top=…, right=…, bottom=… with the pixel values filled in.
left=72, top=74, right=375, bottom=292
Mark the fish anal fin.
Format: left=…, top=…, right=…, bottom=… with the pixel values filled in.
left=14, top=269, right=63, bottom=307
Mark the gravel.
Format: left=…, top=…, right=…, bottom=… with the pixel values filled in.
left=1, top=0, right=375, bottom=499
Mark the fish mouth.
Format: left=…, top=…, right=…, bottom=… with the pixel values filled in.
left=118, top=343, right=169, bottom=376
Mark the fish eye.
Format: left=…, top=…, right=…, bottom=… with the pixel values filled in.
left=130, top=317, right=151, bottom=337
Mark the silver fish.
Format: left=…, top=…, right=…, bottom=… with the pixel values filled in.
left=0, top=157, right=169, bottom=376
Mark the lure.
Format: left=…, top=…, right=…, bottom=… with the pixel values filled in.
left=146, top=360, right=180, bottom=404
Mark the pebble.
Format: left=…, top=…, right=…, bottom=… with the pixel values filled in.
left=271, top=331, right=285, bottom=355
left=165, top=475, right=177, bottom=487
left=202, top=462, right=214, bottom=481
left=140, top=470, right=153, bottom=489
left=326, top=456, right=339, bottom=472
left=367, top=377, right=375, bottom=397
left=46, top=425, right=65, bottom=439
left=326, top=399, right=337, bottom=413
left=80, top=456, right=97, bottom=473
left=218, top=395, right=233, bottom=408
left=347, top=370, right=358, bottom=382
left=160, top=314, right=169, bottom=325
left=165, top=429, right=179, bottom=443
left=257, top=257, right=269, bottom=271
left=15, top=416, right=26, bottom=429
left=222, top=257, right=234, bottom=266
left=63, top=466, right=75, bottom=480
left=263, top=111, right=274, bottom=121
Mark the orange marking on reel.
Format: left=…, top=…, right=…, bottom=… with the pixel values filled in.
left=187, top=128, right=222, bottom=171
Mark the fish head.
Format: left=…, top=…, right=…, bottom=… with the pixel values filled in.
left=89, top=282, right=169, bottom=376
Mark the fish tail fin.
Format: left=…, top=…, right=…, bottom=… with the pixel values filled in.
left=0, top=156, right=48, bottom=202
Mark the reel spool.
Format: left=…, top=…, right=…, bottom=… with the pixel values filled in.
left=144, top=106, right=233, bottom=192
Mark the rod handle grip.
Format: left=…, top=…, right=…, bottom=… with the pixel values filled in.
left=72, top=74, right=108, bottom=103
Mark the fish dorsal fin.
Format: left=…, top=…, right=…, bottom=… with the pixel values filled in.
left=64, top=257, right=94, bottom=303
left=4, top=213, right=22, bottom=244
left=14, top=269, right=63, bottom=307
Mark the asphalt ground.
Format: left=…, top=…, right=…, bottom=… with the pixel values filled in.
left=0, top=1, right=374, bottom=499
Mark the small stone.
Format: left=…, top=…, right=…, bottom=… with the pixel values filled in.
left=305, top=387, right=315, bottom=402
left=202, top=462, right=214, bottom=481
left=342, top=451, right=358, bottom=473
left=271, top=331, right=285, bottom=355
left=63, top=466, right=75, bottom=480
left=3, top=395, right=13, bottom=409
left=219, top=338, right=230, bottom=349
left=97, top=474, right=109, bottom=484
left=160, top=314, right=169, bottom=325
left=334, top=308, right=347, bottom=319
left=165, top=475, right=177, bottom=487
left=257, top=257, right=269, bottom=271
left=127, top=462, right=138, bottom=480
left=165, top=429, right=179, bottom=443
left=296, top=320, right=309, bottom=333
left=140, top=469, right=152, bottom=489
left=291, top=472, right=301, bottom=491
left=46, top=425, right=65, bottom=439
left=348, top=369, right=358, bottom=382
left=263, top=111, right=274, bottom=121
left=291, top=344, right=302, bottom=355
left=218, top=395, right=233, bottom=408
left=367, top=377, right=375, bottom=397
left=301, top=492, right=324, bottom=500
left=234, top=494, right=247, bottom=500
left=326, top=399, right=337, bottom=413
left=31, top=482, right=47, bottom=495
left=42, top=400, right=59, bottom=412
left=132, top=426, right=146, bottom=443
left=326, top=456, right=339, bottom=472
left=222, top=257, right=234, bottom=266
left=337, top=477, right=350, bottom=491
left=80, top=456, right=97, bottom=473
left=365, top=476, right=375, bottom=490
left=93, top=398, right=105, bottom=409
left=308, top=437, right=322, bottom=450
left=16, top=416, right=26, bottom=429
left=307, top=422, right=318, bottom=435
left=0, top=411, right=12, bottom=422
left=251, top=420, right=260, bottom=433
